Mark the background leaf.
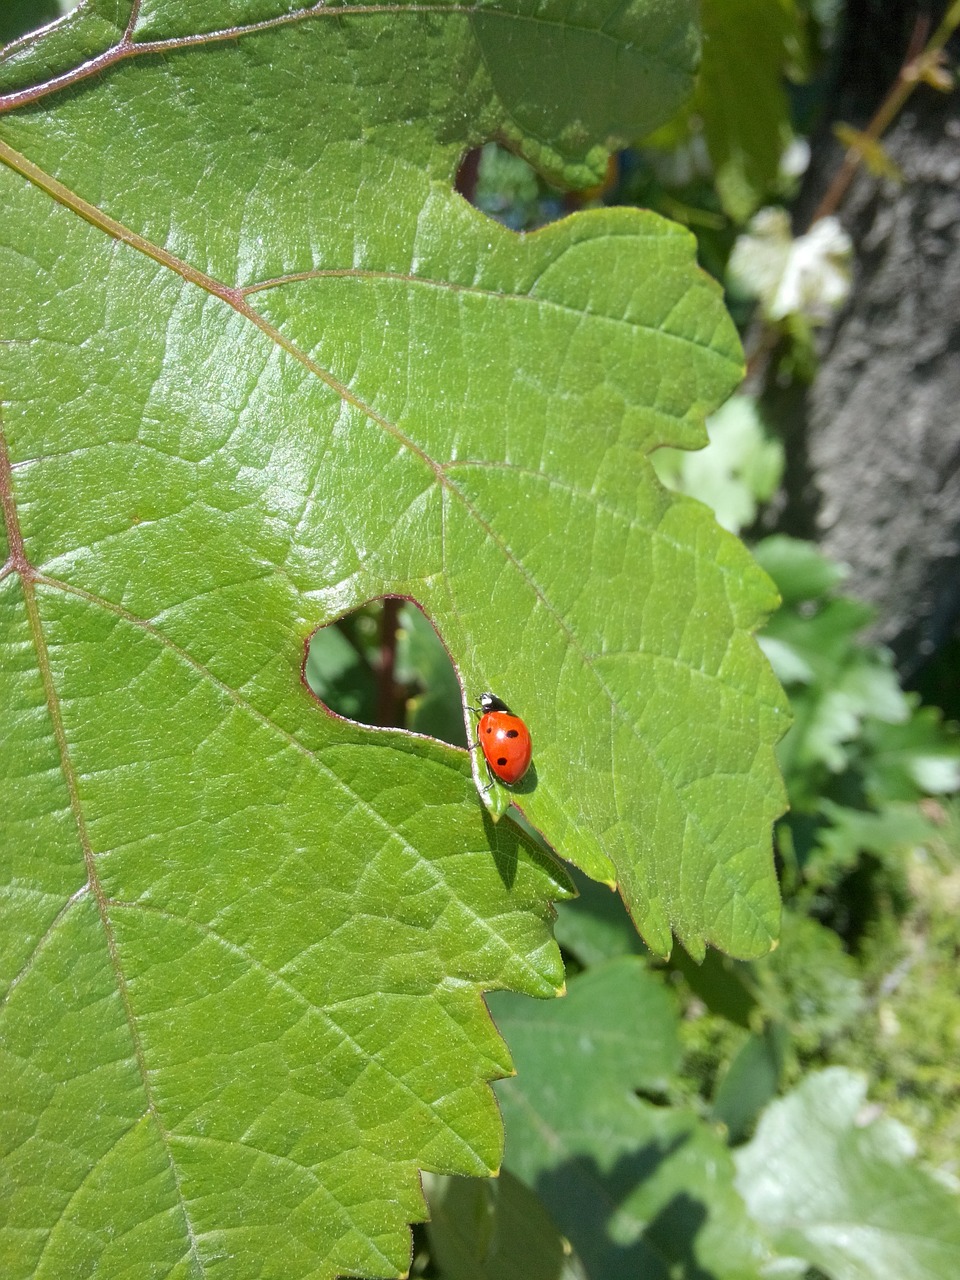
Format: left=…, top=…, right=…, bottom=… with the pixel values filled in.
left=423, top=1168, right=588, bottom=1280
left=490, top=960, right=771, bottom=1280
left=697, top=0, right=803, bottom=220
left=736, top=1068, right=960, bottom=1280
left=652, top=393, right=785, bottom=534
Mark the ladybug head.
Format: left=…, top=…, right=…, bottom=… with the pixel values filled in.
left=479, top=692, right=511, bottom=714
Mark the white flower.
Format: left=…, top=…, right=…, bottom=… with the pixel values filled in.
left=729, top=207, right=853, bottom=323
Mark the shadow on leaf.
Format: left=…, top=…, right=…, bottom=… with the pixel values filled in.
left=531, top=1141, right=720, bottom=1280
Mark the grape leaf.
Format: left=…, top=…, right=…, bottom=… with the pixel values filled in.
left=736, top=1069, right=960, bottom=1280
left=1, top=2, right=786, bottom=1276
left=489, top=960, right=772, bottom=1280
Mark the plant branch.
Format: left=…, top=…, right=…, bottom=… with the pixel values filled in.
left=376, top=597, right=403, bottom=728
left=811, top=3, right=960, bottom=225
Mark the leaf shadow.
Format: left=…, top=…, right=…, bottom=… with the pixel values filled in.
left=531, top=1139, right=720, bottom=1280
left=509, top=758, right=538, bottom=795
left=485, top=805, right=519, bottom=891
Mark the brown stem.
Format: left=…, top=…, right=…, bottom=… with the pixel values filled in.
left=810, top=3, right=960, bottom=225
left=376, top=597, right=403, bottom=728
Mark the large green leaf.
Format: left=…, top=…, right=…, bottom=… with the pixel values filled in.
left=1, top=2, right=786, bottom=1275
left=490, top=960, right=772, bottom=1279
left=736, top=1068, right=960, bottom=1280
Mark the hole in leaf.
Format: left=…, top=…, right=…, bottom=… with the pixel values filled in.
left=456, top=141, right=570, bottom=230
left=305, top=599, right=468, bottom=748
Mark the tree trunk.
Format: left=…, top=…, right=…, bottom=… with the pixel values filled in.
left=776, top=0, right=960, bottom=680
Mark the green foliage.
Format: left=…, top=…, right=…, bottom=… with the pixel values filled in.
left=5, top=3, right=960, bottom=1278
left=753, top=913, right=864, bottom=1054
left=652, top=393, right=785, bottom=534
left=450, top=3, right=960, bottom=1274
left=472, top=143, right=548, bottom=232
left=423, top=1169, right=587, bottom=1280
left=696, top=0, right=805, bottom=221
left=397, top=604, right=470, bottom=749
left=710, top=1023, right=787, bottom=1143
left=305, top=607, right=379, bottom=727
left=2, top=0, right=791, bottom=956
left=830, top=807, right=960, bottom=1173
left=544, top=520, right=960, bottom=1275
left=736, top=1069, right=960, bottom=1280
left=754, top=536, right=960, bottom=915
left=470, top=0, right=700, bottom=187
left=0, top=0, right=60, bottom=46
left=641, top=0, right=814, bottom=223
left=0, top=2, right=795, bottom=1276
left=490, top=960, right=772, bottom=1280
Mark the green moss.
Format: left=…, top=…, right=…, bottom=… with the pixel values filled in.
left=829, top=807, right=960, bottom=1175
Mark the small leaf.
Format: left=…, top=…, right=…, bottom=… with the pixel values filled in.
left=863, top=705, right=960, bottom=803
left=754, top=535, right=847, bottom=606
left=834, top=123, right=905, bottom=182
left=473, top=0, right=701, bottom=185
left=695, top=0, right=802, bottom=221
left=813, top=800, right=940, bottom=877
left=757, top=635, right=816, bottom=686
left=711, top=1023, right=786, bottom=1143
left=764, top=595, right=907, bottom=795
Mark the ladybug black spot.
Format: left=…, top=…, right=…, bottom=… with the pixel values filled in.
left=497, top=757, right=508, bottom=767
left=505, top=728, right=519, bottom=738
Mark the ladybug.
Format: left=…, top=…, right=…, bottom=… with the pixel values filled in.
left=472, top=693, right=532, bottom=786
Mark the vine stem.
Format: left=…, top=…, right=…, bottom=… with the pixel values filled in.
left=745, top=4, right=960, bottom=378
left=810, top=1, right=960, bottom=226
left=376, top=597, right=403, bottom=728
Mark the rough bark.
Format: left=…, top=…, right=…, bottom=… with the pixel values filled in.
left=776, top=0, right=960, bottom=678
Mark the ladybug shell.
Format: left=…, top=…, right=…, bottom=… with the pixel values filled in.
left=478, top=707, right=532, bottom=785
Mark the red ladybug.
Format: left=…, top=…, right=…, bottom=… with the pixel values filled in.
left=473, top=693, right=532, bottom=786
